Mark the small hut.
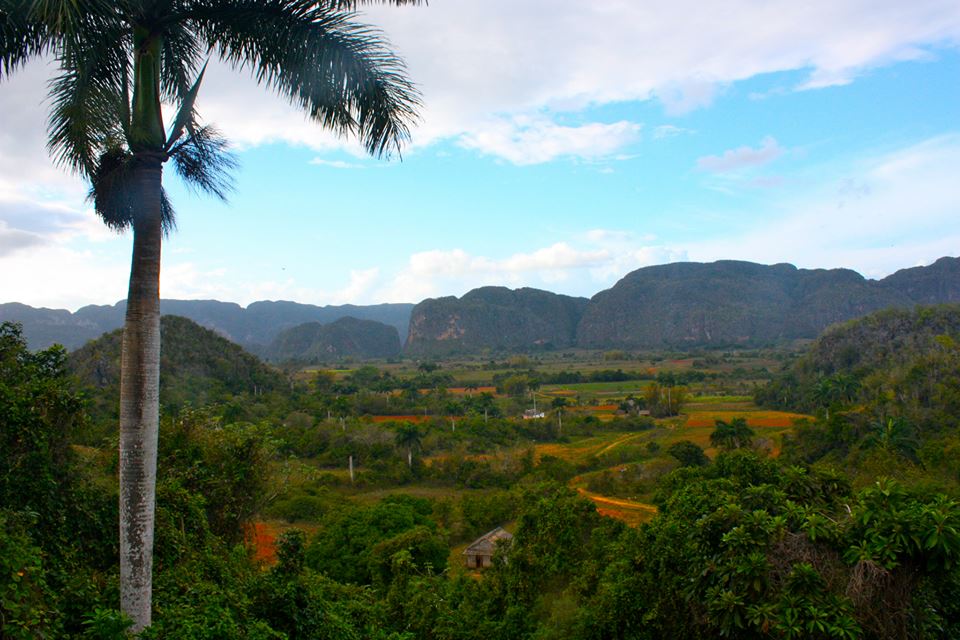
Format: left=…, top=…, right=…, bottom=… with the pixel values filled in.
left=462, top=526, right=513, bottom=569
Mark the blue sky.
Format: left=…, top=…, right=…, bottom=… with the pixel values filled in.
left=1, top=0, right=958, bottom=310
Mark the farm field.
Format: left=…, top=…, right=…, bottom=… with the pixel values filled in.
left=525, top=400, right=812, bottom=525
left=256, top=346, right=812, bottom=561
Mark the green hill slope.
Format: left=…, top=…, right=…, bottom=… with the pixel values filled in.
left=757, top=305, right=960, bottom=482
left=405, top=286, right=589, bottom=356
left=577, top=260, right=912, bottom=348
left=263, top=317, right=402, bottom=362
left=757, top=304, right=960, bottom=413
left=68, top=315, right=286, bottom=422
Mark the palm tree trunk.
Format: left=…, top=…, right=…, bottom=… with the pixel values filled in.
left=119, top=160, right=163, bottom=632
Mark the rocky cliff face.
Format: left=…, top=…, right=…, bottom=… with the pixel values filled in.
left=576, top=260, right=914, bottom=348
left=880, top=256, right=960, bottom=305
left=263, top=317, right=402, bottom=362
left=402, top=258, right=959, bottom=353
left=404, top=286, right=589, bottom=356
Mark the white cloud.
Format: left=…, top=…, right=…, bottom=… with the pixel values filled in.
left=653, top=125, right=694, bottom=139
left=657, top=80, right=722, bottom=116
left=688, top=134, right=960, bottom=276
left=2, top=1, right=958, bottom=180
left=0, top=222, right=44, bottom=257
left=458, top=117, right=642, bottom=165
left=308, top=158, right=367, bottom=170
left=0, top=242, right=129, bottom=310
left=155, top=262, right=383, bottom=309
left=330, top=268, right=381, bottom=304
left=363, top=0, right=960, bottom=144
left=372, top=237, right=686, bottom=303
left=697, top=136, right=784, bottom=173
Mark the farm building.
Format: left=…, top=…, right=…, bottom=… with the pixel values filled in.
left=522, top=409, right=545, bottom=419
left=463, top=526, right=513, bottom=569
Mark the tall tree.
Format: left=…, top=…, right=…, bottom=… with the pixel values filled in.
left=1, top=0, right=420, bottom=630
left=709, top=417, right=755, bottom=451
left=394, top=422, right=422, bottom=468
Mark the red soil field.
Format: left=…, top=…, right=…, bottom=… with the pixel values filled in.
left=369, top=415, right=433, bottom=423
left=684, top=411, right=809, bottom=428
left=247, top=522, right=278, bottom=564
left=446, top=386, right=497, bottom=395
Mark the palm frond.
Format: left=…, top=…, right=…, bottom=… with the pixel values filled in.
left=188, top=0, right=420, bottom=158
left=160, top=187, right=177, bottom=234
left=165, top=60, right=207, bottom=149
left=46, top=12, right=130, bottom=177
left=0, top=1, right=50, bottom=79
left=158, top=19, right=202, bottom=102
left=89, top=145, right=176, bottom=232
left=25, top=0, right=118, bottom=35
left=169, top=124, right=236, bottom=200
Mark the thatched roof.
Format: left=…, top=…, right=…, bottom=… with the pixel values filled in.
left=463, top=526, right=514, bottom=555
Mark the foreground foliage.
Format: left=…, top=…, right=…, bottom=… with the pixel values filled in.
left=4, top=319, right=960, bottom=637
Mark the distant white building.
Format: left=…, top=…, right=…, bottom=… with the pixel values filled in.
left=522, top=409, right=545, bottom=419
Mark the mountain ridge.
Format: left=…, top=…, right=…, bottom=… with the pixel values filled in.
left=409, top=257, right=960, bottom=354
left=4, top=256, right=958, bottom=355
left=0, top=298, right=415, bottom=351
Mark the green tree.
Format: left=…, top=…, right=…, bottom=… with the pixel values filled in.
left=811, top=373, right=859, bottom=419
left=1, top=1, right=420, bottom=630
left=710, top=417, right=755, bottom=451
left=644, top=381, right=687, bottom=417
left=395, top=423, right=423, bottom=469
left=862, top=415, right=920, bottom=463
left=551, top=396, right=567, bottom=435
left=668, top=440, right=709, bottom=467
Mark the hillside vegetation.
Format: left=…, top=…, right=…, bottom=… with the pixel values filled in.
left=758, top=304, right=960, bottom=486
left=405, top=286, right=589, bottom=355
left=68, top=315, right=286, bottom=427
left=263, top=317, right=402, bottom=362
left=6, top=315, right=960, bottom=638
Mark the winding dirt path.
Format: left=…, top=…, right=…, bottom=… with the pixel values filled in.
left=576, top=487, right=658, bottom=513
left=594, top=432, right=645, bottom=456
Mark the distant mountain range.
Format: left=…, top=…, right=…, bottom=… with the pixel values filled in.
left=0, top=298, right=414, bottom=352
left=3, top=256, right=958, bottom=357
left=406, top=256, right=960, bottom=354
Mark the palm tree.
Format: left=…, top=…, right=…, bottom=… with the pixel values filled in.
left=709, top=417, right=754, bottom=451
left=863, top=415, right=920, bottom=463
left=1, top=0, right=420, bottom=630
left=812, top=373, right=860, bottom=418
left=551, top=396, right=567, bottom=435
left=395, top=422, right=422, bottom=469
